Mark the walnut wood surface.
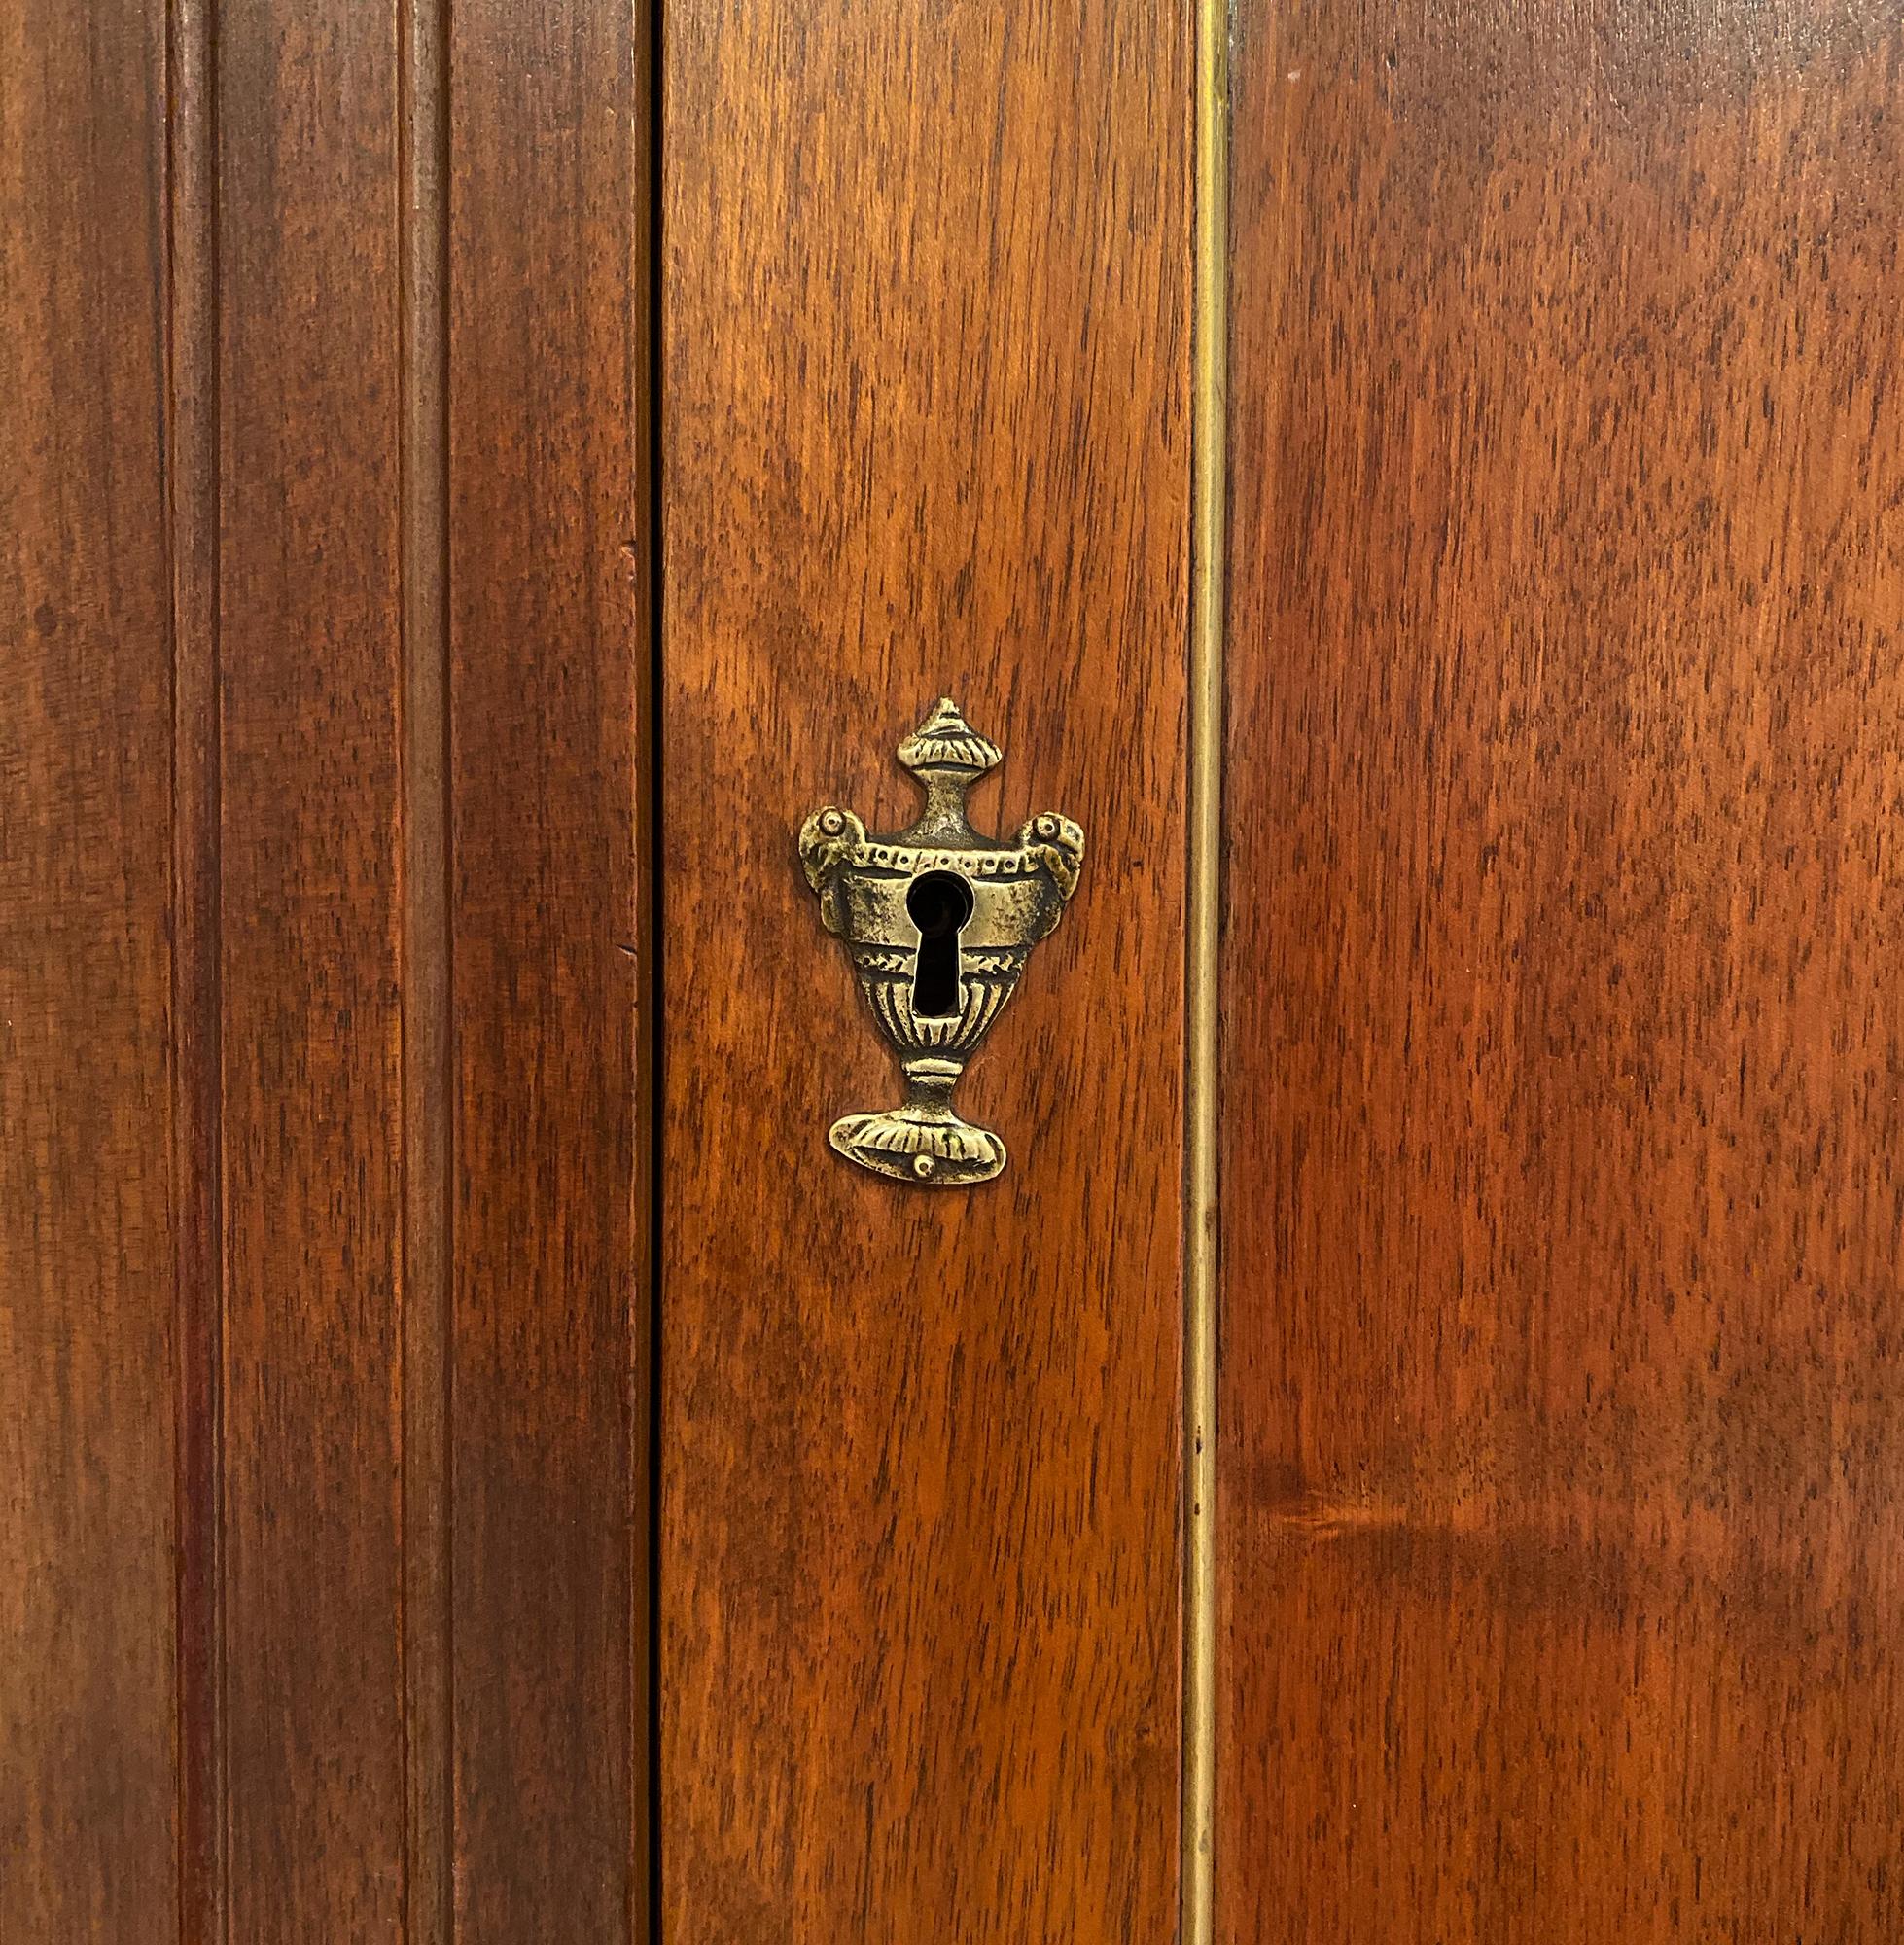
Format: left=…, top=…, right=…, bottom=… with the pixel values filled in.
left=5, top=0, right=652, bottom=1934
left=0, top=0, right=180, bottom=1932
left=24, top=0, right=1900, bottom=1931
left=216, top=0, right=409, bottom=1926
left=658, top=4, right=1189, bottom=1935
left=1220, top=5, right=1904, bottom=1938
left=446, top=0, right=652, bottom=1933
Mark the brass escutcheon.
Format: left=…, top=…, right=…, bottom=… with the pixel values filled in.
left=797, top=698, right=1084, bottom=1185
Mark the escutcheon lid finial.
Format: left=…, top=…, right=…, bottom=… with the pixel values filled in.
left=897, top=697, right=1003, bottom=779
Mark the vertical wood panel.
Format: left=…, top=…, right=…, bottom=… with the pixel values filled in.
left=446, top=0, right=649, bottom=1932
left=217, top=0, right=407, bottom=1929
left=660, top=2, right=1189, bottom=1934
left=1220, top=4, right=1904, bottom=1939
left=0, top=0, right=179, bottom=1931
left=10, top=0, right=654, bottom=1930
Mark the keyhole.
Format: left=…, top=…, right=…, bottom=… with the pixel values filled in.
left=906, top=870, right=973, bottom=1019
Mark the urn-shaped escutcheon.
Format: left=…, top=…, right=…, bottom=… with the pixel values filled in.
left=797, top=698, right=1084, bottom=1185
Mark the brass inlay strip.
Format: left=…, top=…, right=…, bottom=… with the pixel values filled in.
left=167, top=0, right=227, bottom=1930
left=1185, top=0, right=1228, bottom=1934
left=399, top=0, right=454, bottom=1936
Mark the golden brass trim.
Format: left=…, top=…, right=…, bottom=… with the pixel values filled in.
left=798, top=699, right=1084, bottom=1186
left=1185, top=0, right=1229, bottom=1933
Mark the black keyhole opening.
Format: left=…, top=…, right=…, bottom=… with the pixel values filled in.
left=906, top=869, right=973, bottom=1020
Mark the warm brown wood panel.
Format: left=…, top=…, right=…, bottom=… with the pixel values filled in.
left=1220, top=5, right=1904, bottom=1939
left=6, top=0, right=657, bottom=1930
left=0, top=1, right=179, bottom=1932
left=446, top=0, right=651, bottom=1932
left=216, top=0, right=407, bottom=1930
left=660, top=4, right=1189, bottom=1935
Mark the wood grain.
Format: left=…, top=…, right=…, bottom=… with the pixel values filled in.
left=0, top=0, right=179, bottom=1931
left=216, top=0, right=407, bottom=1929
left=8, top=0, right=656, bottom=1930
left=1220, top=4, right=1904, bottom=1938
left=659, top=2, right=1189, bottom=1934
left=446, top=0, right=651, bottom=1933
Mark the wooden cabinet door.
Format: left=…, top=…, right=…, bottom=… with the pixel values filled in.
left=1216, top=4, right=1904, bottom=1940
left=656, top=2, right=1189, bottom=1936
left=7, top=0, right=1903, bottom=1937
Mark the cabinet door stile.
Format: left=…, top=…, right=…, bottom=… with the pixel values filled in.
left=660, top=3, right=1192, bottom=1933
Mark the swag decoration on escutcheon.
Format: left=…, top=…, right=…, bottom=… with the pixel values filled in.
left=798, top=698, right=1085, bottom=1185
